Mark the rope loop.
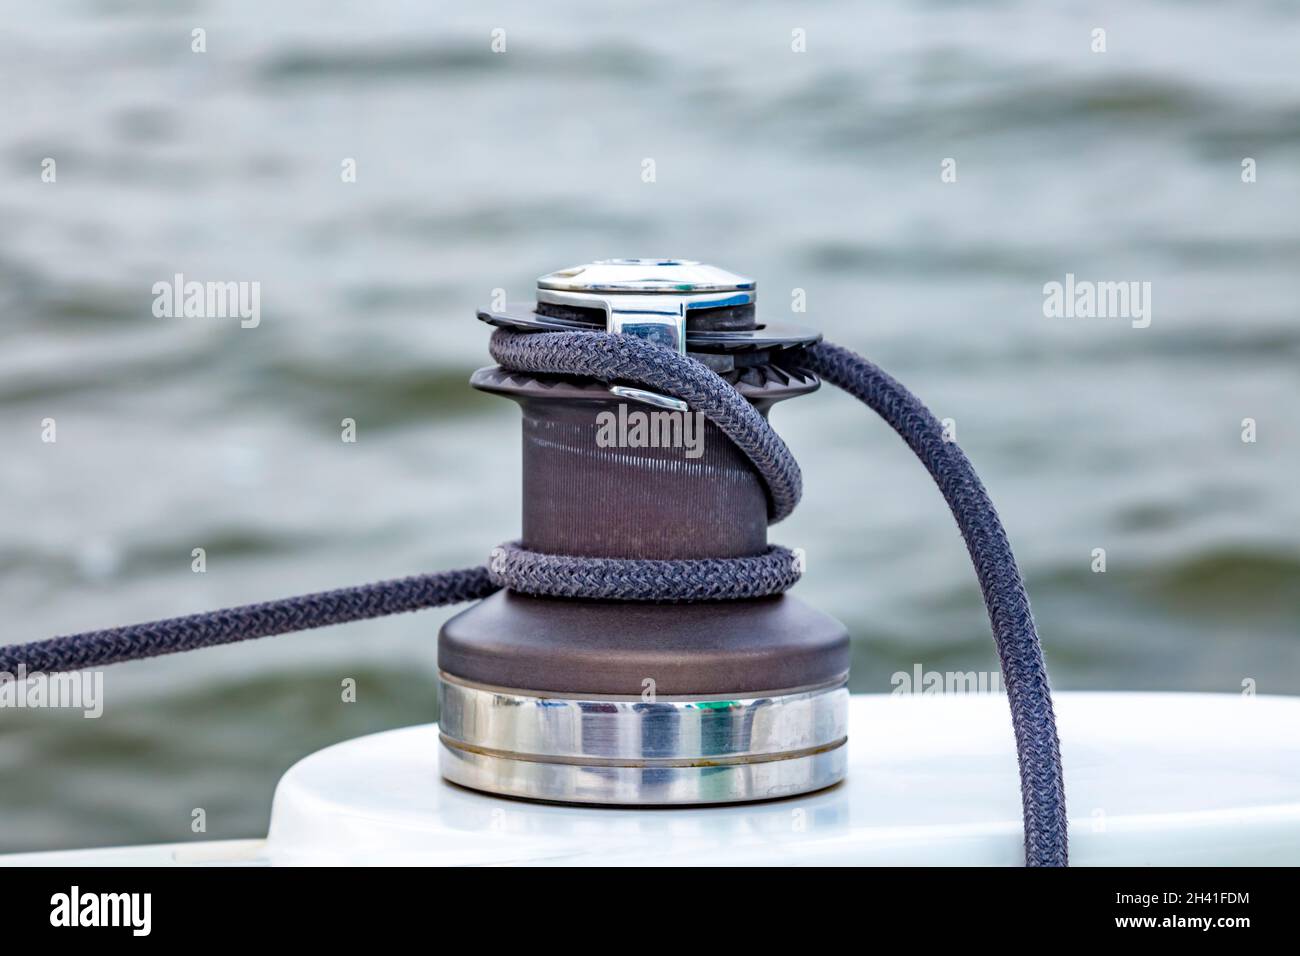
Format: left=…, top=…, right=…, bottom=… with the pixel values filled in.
left=487, top=541, right=802, bottom=601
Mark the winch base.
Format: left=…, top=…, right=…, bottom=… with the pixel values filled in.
left=437, top=673, right=849, bottom=806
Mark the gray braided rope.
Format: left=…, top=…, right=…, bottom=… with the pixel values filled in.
left=488, top=541, right=801, bottom=601
left=492, top=328, right=1066, bottom=865
left=801, top=341, right=1067, bottom=867
left=2, top=567, right=496, bottom=673
left=0, top=325, right=1066, bottom=866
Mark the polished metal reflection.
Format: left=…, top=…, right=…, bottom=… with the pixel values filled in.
left=437, top=674, right=849, bottom=806
left=537, top=258, right=755, bottom=296
left=535, top=259, right=757, bottom=319
left=439, top=740, right=846, bottom=806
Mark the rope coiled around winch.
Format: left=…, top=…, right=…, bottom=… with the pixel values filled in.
left=0, top=327, right=1068, bottom=867
left=486, top=541, right=802, bottom=601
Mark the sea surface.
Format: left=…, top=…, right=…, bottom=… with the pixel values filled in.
left=1, top=1, right=1298, bottom=852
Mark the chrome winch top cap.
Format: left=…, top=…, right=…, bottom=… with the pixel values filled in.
left=535, top=258, right=757, bottom=318
left=478, top=257, right=820, bottom=357
left=537, top=258, right=755, bottom=295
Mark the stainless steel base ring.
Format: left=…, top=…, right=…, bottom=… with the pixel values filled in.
left=437, top=673, right=849, bottom=806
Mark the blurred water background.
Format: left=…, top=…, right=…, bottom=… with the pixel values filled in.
left=1, top=1, right=1298, bottom=852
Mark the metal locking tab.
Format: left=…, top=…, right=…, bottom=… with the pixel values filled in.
left=535, top=258, right=756, bottom=411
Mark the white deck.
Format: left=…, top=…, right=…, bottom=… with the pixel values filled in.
left=6, top=692, right=1299, bottom=866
